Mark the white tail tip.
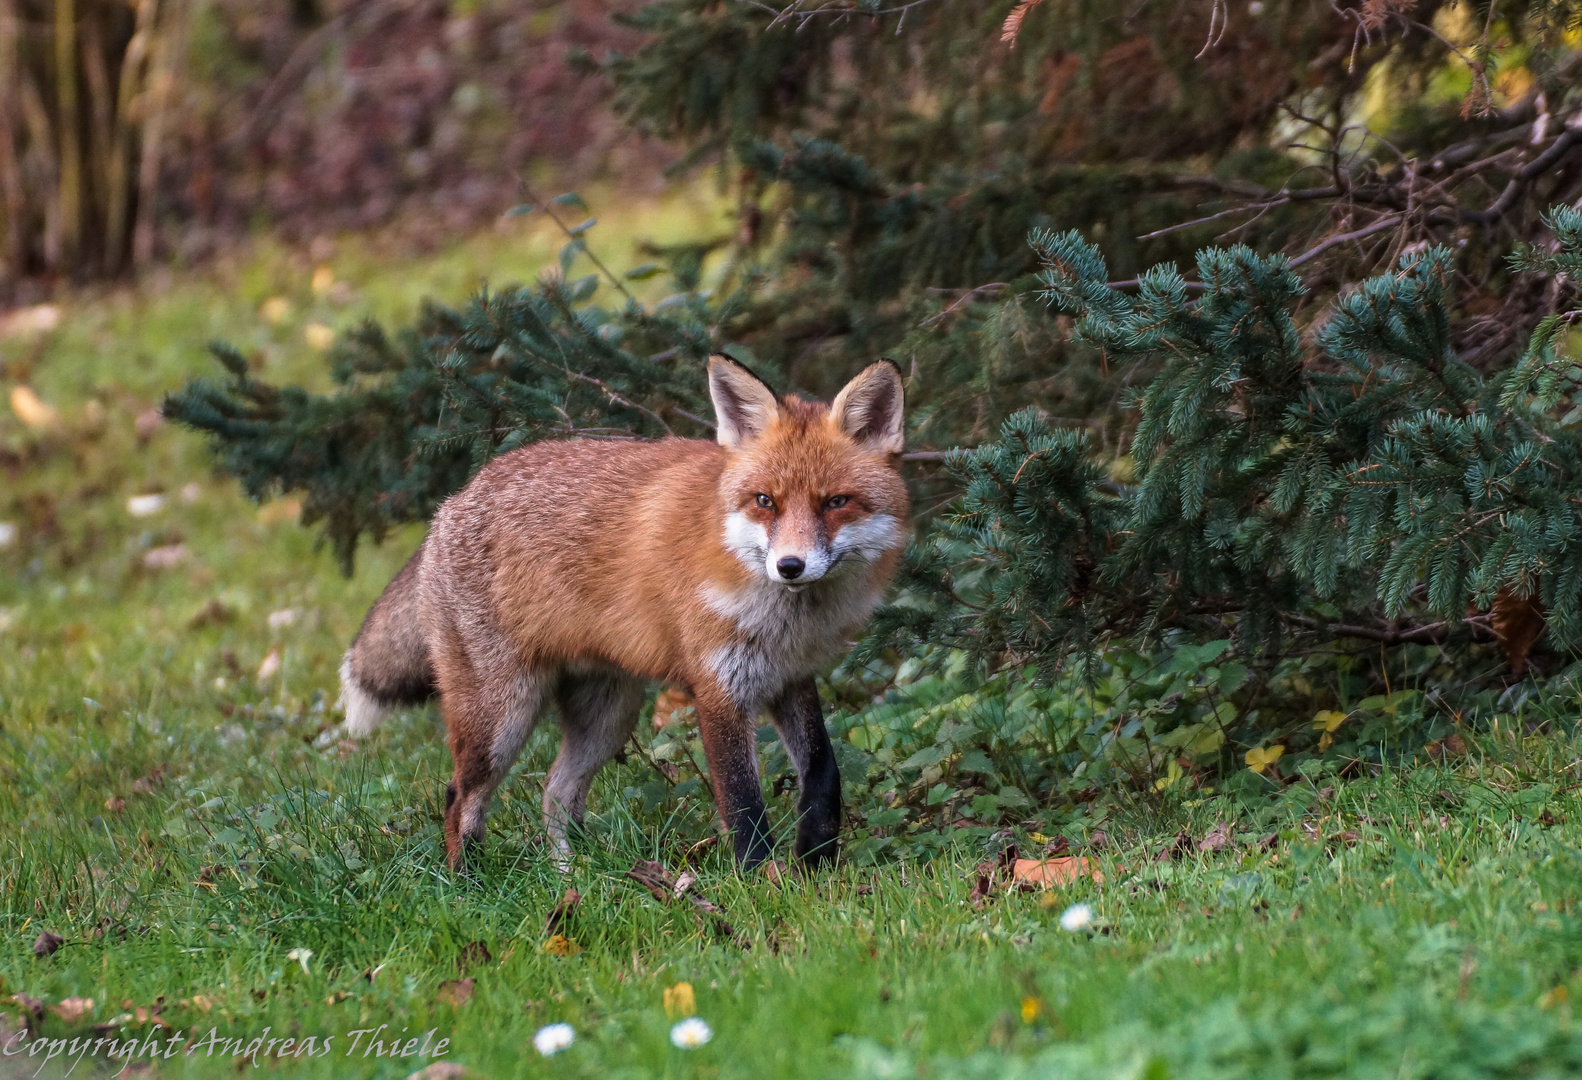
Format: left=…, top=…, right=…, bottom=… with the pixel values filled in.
left=338, top=655, right=390, bottom=737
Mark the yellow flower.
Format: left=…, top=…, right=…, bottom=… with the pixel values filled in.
left=1020, top=996, right=1044, bottom=1023
left=664, top=981, right=696, bottom=1020
left=1245, top=745, right=1285, bottom=774
left=542, top=934, right=583, bottom=957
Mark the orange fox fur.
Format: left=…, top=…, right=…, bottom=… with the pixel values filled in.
left=339, top=356, right=910, bottom=870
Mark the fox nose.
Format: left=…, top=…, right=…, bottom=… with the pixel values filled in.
left=776, top=556, right=805, bottom=580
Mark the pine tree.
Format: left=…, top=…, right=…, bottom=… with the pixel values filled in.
left=876, top=206, right=1582, bottom=694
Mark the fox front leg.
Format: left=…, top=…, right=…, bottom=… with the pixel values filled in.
left=693, top=687, right=775, bottom=869
left=769, top=677, right=842, bottom=869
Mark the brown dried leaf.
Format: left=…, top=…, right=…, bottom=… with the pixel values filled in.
left=1011, top=856, right=1099, bottom=888
left=50, top=997, right=94, bottom=1023
left=1155, top=832, right=1191, bottom=862
left=1491, top=587, right=1545, bottom=675
left=407, top=1063, right=470, bottom=1080
left=1197, top=822, right=1233, bottom=853
left=628, top=860, right=676, bottom=902
left=434, top=978, right=473, bottom=1008
left=543, top=888, right=581, bottom=937
left=459, top=941, right=492, bottom=971
left=10, top=994, right=45, bottom=1022
left=131, top=766, right=165, bottom=795
left=32, top=931, right=63, bottom=958
left=104, top=796, right=126, bottom=813
left=651, top=687, right=694, bottom=730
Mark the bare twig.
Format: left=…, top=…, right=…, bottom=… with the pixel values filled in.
left=1288, top=214, right=1403, bottom=268
left=518, top=179, right=638, bottom=306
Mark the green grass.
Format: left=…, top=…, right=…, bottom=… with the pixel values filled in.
left=6, top=195, right=1582, bottom=1078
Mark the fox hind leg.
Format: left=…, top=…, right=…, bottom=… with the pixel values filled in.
left=442, top=666, right=547, bottom=872
left=545, top=671, right=645, bottom=864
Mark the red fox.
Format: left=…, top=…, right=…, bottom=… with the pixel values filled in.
left=338, top=356, right=909, bottom=871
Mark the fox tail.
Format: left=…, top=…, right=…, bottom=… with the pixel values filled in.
left=339, top=543, right=435, bottom=735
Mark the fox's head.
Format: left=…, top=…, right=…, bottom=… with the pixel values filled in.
left=708, top=355, right=910, bottom=589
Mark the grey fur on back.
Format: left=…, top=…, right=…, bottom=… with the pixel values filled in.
left=340, top=542, right=435, bottom=734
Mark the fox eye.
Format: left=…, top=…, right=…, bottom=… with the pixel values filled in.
left=755, top=493, right=775, bottom=510
left=824, top=495, right=850, bottom=510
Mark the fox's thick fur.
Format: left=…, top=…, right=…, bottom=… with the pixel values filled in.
left=339, top=356, right=910, bottom=871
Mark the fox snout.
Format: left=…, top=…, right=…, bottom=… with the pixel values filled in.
left=768, top=535, right=832, bottom=584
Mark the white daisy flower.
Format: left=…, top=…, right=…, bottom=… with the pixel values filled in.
left=1059, top=903, right=1094, bottom=932
left=669, top=1017, right=713, bottom=1049
left=533, top=1022, right=576, bottom=1056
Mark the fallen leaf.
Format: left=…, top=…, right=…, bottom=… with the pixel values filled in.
left=50, top=997, right=93, bottom=1023
left=435, top=978, right=473, bottom=1008
left=1197, top=822, right=1233, bottom=853
left=459, top=941, right=492, bottom=970
left=969, top=844, right=1019, bottom=908
left=673, top=871, right=697, bottom=900
left=541, top=935, right=582, bottom=957
left=189, top=995, right=214, bottom=1011
left=1245, top=745, right=1285, bottom=774
left=651, top=687, right=694, bottom=729
left=1155, top=832, right=1191, bottom=862
left=324, top=990, right=352, bottom=1005
left=257, top=648, right=281, bottom=680
left=104, top=796, right=126, bottom=813
left=10, top=994, right=45, bottom=1022
left=1539, top=984, right=1569, bottom=1009
left=10, top=386, right=60, bottom=429
left=1012, top=856, right=1099, bottom=887
left=131, top=766, right=165, bottom=795
left=628, top=860, right=676, bottom=902
left=542, top=889, right=581, bottom=936
left=32, top=931, right=63, bottom=958
left=1312, top=710, right=1349, bottom=733
left=407, top=1063, right=470, bottom=1080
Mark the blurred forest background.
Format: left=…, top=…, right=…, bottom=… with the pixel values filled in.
left=0, top=0, right=662, bottom=291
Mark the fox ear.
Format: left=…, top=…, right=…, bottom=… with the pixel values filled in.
left=708, top=354, right=780, bottom=449
left=831, top=360, right=905, bottom=455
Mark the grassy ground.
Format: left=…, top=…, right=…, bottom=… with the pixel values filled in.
left=6, top=193, right=1582, bottom=1078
